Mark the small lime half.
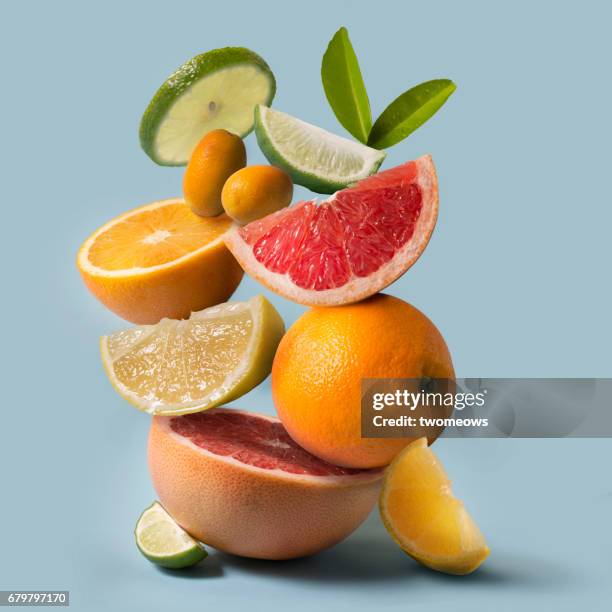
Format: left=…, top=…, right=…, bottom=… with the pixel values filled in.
left=254, top=105, right=386, bottom=194
left=140, top=47, right=276, bottom=166
left=135, top=502, right=207, bottom=569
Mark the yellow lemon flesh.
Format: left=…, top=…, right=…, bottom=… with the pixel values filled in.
left=100, top=295, right=285, bottom=415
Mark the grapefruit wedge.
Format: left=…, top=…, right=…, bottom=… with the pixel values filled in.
left=224, top=155, right=438, bottom=306
left=148, top=408, right=383, bottom=560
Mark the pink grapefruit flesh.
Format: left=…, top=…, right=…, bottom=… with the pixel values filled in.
left=224, top=154, right=438, bottom=306
left=148, top=408, right=383, bottom=560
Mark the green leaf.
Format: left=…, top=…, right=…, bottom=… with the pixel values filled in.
left=368, top=79, right=456, bottom=149
left=321, top=27, right=372, bottom=143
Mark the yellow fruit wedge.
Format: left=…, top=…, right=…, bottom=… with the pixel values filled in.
left=379, top=438, right=489, bottom=575
left=100, top=295, right=285, bottom=415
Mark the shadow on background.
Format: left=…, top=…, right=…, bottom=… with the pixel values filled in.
left=153, top=513, right=578, bottom=588
left=216, top=513, right=411, bottom=583
left=412, top=552, right=575, bottom=590
left=155, top=552, right=224, bottom=580
left=215, top=514, right=577, bottom=588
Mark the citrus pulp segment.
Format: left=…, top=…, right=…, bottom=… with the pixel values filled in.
left=225, top=155, right=438, bottom=306
left=77, top=198, right=243, bottom=324
left=100, top=295, right=285, bottom=415
left=148, top=408, right=383, bottom=559
left=254, top=105, right=385, bottom=193
left=379, top=438, right=489, bottom=575
left=140, top=48, right=276, bottom=165
left=135, top=501, right=207, bottom=569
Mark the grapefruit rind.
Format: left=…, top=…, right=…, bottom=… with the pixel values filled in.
left=148, top=408, right=384, bottom=560
left=100, top=296, right=285, bottom=415
left=224, top=155, right=438, bottom=306
left=379, top=438, right=489, bottom=575
left=162, top=408, right=384, bottom=486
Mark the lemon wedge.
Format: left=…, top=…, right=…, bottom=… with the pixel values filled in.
left=101, top=295, right=284, bottom=415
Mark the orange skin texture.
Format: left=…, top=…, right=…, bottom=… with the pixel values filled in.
left=222, top=165, right=293, bottom=225
left=183, top=129, right=247, bottom=217
left=80, top=239, right=243, bottom=324
left=272, top=294, right=455, bottom=469
left=148, top=414, right=383, bottom=560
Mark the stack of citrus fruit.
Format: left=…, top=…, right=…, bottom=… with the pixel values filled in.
left=77, top=43, right=488, bottom=576
left=239, top=157, right=489, bottom=574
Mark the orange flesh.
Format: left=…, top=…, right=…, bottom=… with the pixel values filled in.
left=88, top=203, right=233, bottom=270
left=381, top=439, right=489, bottom=569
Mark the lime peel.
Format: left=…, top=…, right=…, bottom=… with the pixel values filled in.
left=135, top=502, right=207, bottom=569
left=140, top=47, right=276, bottom=166
left=254, top=105, right=385, bottom=194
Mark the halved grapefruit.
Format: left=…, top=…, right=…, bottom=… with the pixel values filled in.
left=224, top=155, right=438, bottom=306
left=148, top=408, right=383, bottom=560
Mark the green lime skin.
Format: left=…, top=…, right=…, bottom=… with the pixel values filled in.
left=134, top=502, right=208, bottom=569
left=254, top=106, right=384, bottom=194
left=140, top=47, right=276, bottom=166
left=136, top=539, right=208, bottom=570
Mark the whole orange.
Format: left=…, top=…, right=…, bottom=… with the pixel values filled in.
left=183, top=129, right=246, bottom=217
left=272, top=294, right=454, bottom=469
left=221, top=165, right=293, bottom=225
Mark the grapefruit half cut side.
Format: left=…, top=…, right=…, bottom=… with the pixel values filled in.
left=224, top=155, right=438, bottom=306
left=148, top=408, right=383, bottom=560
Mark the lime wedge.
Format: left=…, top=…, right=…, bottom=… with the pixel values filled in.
left=100, top=295, right=285, bottom=415
left=254, top=105, right=385, bottom=194
left=140, top=48, right=276, bottom=166
left=135, top=502, right=207, bottom=569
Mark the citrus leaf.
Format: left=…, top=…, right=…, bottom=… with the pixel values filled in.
left=321, top=27, right=372, bottom=143
left=368, top=80, right=456, bottom=149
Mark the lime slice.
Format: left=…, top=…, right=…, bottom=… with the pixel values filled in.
left=140, top=48, right=276, bottom=166
left=135, top=502, right=207, bottom=569
left=100, top=295, right=285, bottom=415
left=254, top=105, right=386, bottom=194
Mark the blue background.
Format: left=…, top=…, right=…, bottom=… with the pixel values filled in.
left=1, top=1, right=611, bottom=610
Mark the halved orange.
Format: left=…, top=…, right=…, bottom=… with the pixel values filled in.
left=379, top=438, right=489, bottom=575
left=77, top=198, right=243, bottom=324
